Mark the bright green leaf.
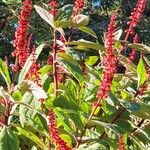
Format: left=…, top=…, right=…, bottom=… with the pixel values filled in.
left=137, top=58, right=147, bottom=88
left=0, top=126, right=19, bottom=150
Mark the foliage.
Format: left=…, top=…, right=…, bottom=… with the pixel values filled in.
left=0, top=0, right=150, bottom=150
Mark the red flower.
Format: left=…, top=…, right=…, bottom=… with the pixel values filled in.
left=125, top=0, right=147, bottom=41
left=13, top=0, right=32, bottom=69
left=96, top=14, right=117, bottom=99
left=48, top=110, right=72, bottom=150
left=118, top=134, right=125, bottom=150
left=128, top=34, right=139, bottom=63
left=26, top=46, right=41, bottom=86
left=49, top=0, right=59, bottom=16
left=72, top=0, right=85, bottom=17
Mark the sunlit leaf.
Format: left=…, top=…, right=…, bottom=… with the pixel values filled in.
left=0, top=126, right=19, bottom=150
left=137, top=57, right=147, bottom=88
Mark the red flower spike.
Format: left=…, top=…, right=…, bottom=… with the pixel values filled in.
left=13, top=0, right=32, bottom=69
left=49, top=0, right=59, bottom=7
left=138, top=84, right=148, bottom=96
left=118, top=134, right=125, bottom=150
left=72, top=0, right=85, bottom=17
left=49, top=0, right=59, bottom=16
left=125, top=0, right=147, bottom=41
left=48, top=110, right=72, bottom=150
left=128, top=34, right=139, bottom=63
left=96, top=14, right=117, bottom=99
left=26, top=46, right=41, bottom=86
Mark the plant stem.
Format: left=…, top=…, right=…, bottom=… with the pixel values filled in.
left=53, top=28, right=58, bottom=97
left=76, top=98, right=102, bottom=148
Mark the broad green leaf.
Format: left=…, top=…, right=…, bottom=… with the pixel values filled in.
left=128, top=43, right=150, bottom=54
left=90, top=120, right=119, bottom=134
left=67, top=40, right=105, bottom=51
left=68, top=113, right=84, bottom=130
left=60, top=134, right=72, bottom=147
left=39, top=65, right=52, bottom=75
left=2, top=0, right=21, bottom=4
left=0, top=126, right=19, bottom=150
left=34, top=5, right=54, bottom=28
left=56, top=4, right=73, bottom=20
left=86, top=56, right=99, bottom=66
left=137, top=58, right=147, bottom=88
left=53, top=95, right=79, bottom=111
left=78, top=27, right=97, bottom=38
left=0, top=59, right=11, bottom=86
left=54, top=20, right=76, bottom=28
left=19, top=92, right=41, bottom=127
left=57, top=53, right=83, bottom=84
left=55, top=108, right=74, bottom=133
left=18, top=44, right=45, bottom=84
left=15, top=126, right=47, bottom=150
left=18, top=80, right=47, bottom=99
left=73, top=14, right=89, bottom=27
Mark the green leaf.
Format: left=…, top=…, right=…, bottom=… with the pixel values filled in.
left=67, top=40, right=105, bottom=51
left=78, top=27, right=97, bottom=38
left=2, top=0, right=21, bottom=4
left=68, top=113, right=84, bottom=130
left=15, top=126, right=47, bottom=150
left=18, top=80, right=47, bottom=100
left=57, top=53, right=83, bottom=84
left=54, top=20, right=76, bottom=28
left=53, top=95, right=79, bottom=111
left=60, top=134, right=72, bottom=147
left=128, top=43, right=150, bottom=54
left=34, top=5, right=54, bottom=28
left=0, top=59, right=11, bottom=86
left=0, top=126, right=19, bottom=150
left=19, top=92, right=41, bottom=127
left=90, top=120, right=119, bottom=134
left=55, top=108, right=73, bottom=133
left=39, top=65, right=52, bottom=76
left=18, top=44, right=45, bottom=84
left=137, top=58, right=147, bottom=88
left=73, top=14, right=89, bottom=27
left=86, top=56, right=99, bottom=66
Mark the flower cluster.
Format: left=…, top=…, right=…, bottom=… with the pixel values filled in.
left=118, top=134, right=125, bottom=150
left=48, top=110, right=72, bottom=150
left=96, top=14, right=117, bottom=99
left=26, top=46, right=41, bottom=85
left=128, top=34, right=139, bottom=63
left=13, top=0, right=32, bottom=69
left=125, top=0, right=147, bottom=41
left=72, top=0, right=85, bottom=17
left=48, top=0, right=59, bottom=16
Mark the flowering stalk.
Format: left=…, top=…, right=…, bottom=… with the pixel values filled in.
left=72, top=0, right=85, bottom=17
left=96, top=14, right=117, bottom=99
left=124, top=0, right=147, bottom=41
left=48, top=110, right=72, bottom=150
left=26, top=46, right=41, bottom=85
left=76, top=14, right=117, bottom=148
left=118, top=134, right=125, bottom=150
left=128, top=34, right=139, bottom=63
left=13, top=0, right=32, bottom=70
left=48, top=0, right=59, bottom=96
